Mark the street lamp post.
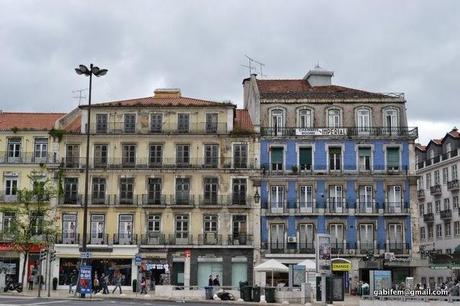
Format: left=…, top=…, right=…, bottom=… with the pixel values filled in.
left=75, top=64, right=107, bottom=297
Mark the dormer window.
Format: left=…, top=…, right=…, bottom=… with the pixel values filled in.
left=327, top=109, right=341, bottom=128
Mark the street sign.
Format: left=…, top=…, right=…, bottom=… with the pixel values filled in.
left=80, top=252, right=92, bottom=259
left=135, top=254, right=142, bottom=266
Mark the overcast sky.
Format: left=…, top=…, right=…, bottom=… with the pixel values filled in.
left=1, top=0, right=459, bottom=144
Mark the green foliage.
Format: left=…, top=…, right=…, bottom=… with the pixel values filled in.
left=11, top=126, right=19, bottom=133
left=48, top=128, right=66, bottom=142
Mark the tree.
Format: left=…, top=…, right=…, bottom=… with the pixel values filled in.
left=0, top=172, right=57, bottom=287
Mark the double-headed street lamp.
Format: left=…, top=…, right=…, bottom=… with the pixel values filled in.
left=75, top=64, right=107, bottom=295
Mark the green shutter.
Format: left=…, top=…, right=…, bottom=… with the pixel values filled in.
left=387, top=148, right=400, bottom=167
left=271, top=148, right=283, bottom=163
left=299, top=148, right=312, bottom=165
left=359, top=148, right=371, bottom=157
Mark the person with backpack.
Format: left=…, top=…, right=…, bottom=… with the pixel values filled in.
left=140, top=277, right=147, bottom=294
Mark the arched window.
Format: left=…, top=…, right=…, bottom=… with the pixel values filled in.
left=327, top=109, right=341, bottom=128
left=270, top=108, right=285, bottom=135
left=297, top=108, right=312, bottom=128
left=356, top=108, right=371, bottom=133
left=383, top=108, right=399, bottom=132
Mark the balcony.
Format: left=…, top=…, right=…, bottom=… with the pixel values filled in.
left=418, top=149, right=460, bottom=170
left=384, top=202, right=408, bottom=214
left=140, top=233, right=166, bottom=245
left=87, top=234, right=110, bottom=245
left=260, top=126, right=418, bottom=139
left=387, top=242, right=409, bottom=255
left=430, top=185, right=442, bottom=196
left=0, top=152, right=59, bottom=165
left=0, top=233, right=15, bottom=243
left=264, top=202, right=289, bottom=214
left=440, top=209, right=452, bottom=221
left=167, top=234, right=194, bottom=245
left=326, top=198, right=348, bottom=214
left=198, top=233, right=222, bottom=245
left=0, top=193, right=18, bottom=203
left=197, top=195, right=252, bottom=208
left=298, top=242, right=315, bottom=254
left=295, top=202, right=318, bottom=214
left=356, top=202, right=378, bottom=214
left=55, top=233, right=81, bottom=245
left=358, top=242, right=375, bottom=255
left=227, top=234, right=253, bottom=246
left=61, top=157, right=258, bottom=170
left=262, top=241, right=285, bottom=254
left=113, top=233, right=138, bottom=245
left=423, top=213, right=435, bottom=223
left=448, top=180, right=459, bottom=191
left=417, top=189, right=425, bottom=200
left=139, top=195, right=167, bottom=207
left=87, top=122, right=229, bottom=135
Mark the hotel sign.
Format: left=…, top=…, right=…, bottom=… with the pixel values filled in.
left=296, top=128, right=348, bottom=136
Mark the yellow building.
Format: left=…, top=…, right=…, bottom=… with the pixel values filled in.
left=52, top=88, right=260, bottom=289
left=0, top=112, right=64, bottom=283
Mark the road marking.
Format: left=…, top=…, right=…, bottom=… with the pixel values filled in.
left=23, top=301, right=67, bottom=306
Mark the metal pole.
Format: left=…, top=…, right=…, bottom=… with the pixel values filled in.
left=47, top=248, right=52, bottom=297
left=80, top=64, right=93, bottom=298
left=37, top=254, right=43, bottom=297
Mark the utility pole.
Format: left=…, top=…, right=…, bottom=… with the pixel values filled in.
left=47, top=247, right=53, bottom=297
left=37, top=248, right=47, bottom=298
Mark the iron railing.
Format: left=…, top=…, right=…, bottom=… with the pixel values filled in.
left=86, top=122, right=229, bottom=135
left=260, top=126, right=418, bottom=138
left=0, top=152, right=59, bottom=164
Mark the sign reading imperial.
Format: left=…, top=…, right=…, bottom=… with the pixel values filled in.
left=295, top=128, right=348, bottom=136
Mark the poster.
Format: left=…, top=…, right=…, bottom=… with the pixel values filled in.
left=316, top=234, right=331, bottom=274
left=79, top=265, right=92, bottom=294
left=370, top=270, right=391, bottom=292
left=292, top=265, right=305, bottom=286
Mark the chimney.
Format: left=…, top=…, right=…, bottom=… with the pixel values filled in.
left=154, top=88, right=181, bottom=98
left=304, top=65, right=334, bottom=86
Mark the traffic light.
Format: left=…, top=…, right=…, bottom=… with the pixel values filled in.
left=50, top=250, right=56, bottom=262
left=39, top=249, right=48, bottom=261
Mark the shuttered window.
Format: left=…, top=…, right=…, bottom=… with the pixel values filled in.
left=386, top=147, right=400, bottom=170
left=299, top=147, right=312, bottom=170
left=271, top=147, right=283, bottom=170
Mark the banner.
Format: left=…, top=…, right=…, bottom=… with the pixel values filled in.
left=79, top=265, right=92, bottom=294
left=316, top=234, right=331, bottom=274
left=296, top=128, right=347, bottom=136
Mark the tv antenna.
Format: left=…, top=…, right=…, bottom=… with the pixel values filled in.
left=241, top=55, right=266, bottom=77
left=72, top=88, right=88, bottom=105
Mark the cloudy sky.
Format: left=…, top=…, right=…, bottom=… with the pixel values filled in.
left=1, top=0, right=459, bottom=143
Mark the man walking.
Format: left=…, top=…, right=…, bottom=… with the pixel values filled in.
left=101, top=273, right=109, bottom=294
left=112, top=272, right=123, bottom=294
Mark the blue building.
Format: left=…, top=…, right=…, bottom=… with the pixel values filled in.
left=243, top=66, right=419, bottom=288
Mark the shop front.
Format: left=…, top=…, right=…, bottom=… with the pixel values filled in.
left=330, top=258, right=352, bottom=301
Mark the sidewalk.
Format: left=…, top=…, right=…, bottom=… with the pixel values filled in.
left=2, top=288, right=361, bottom=306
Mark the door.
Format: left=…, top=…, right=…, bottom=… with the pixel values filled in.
left=204, top=177, right=218, bottom=205
left=34, top=139, right=48, bottom=163
left=357, top=109, right=370, bottom=134
left=204, top=144, right=218, bottom=168
left=66, top=145, right=79, bottom=167
left=148, top=178, right=162, bottom=204
left=270, top=186, right=285, bottom=213
left=270, top=224, right=285, bottom=252
left=4, top=178, right=18, bottom=202
left=329, top=186, right=343, bottom=213
left=299, top=223, right=314, bottom=252
left=271, top=110, right=284, bottom=135
left=359, top=186, right=373, bottom=213
left=388, top=223, right=403, bottom=251
left=62, top=214, right=77, bottom=244
left=232, top=215, right=247, bottom=244
left=232, top=179, right=247, bottom=205
left=7, top=139, right=21, bottom=163
left=90, top=215, right=105, bottom=244
left=118, top=214, right=133, bottom=244
left=359, top=224, right=374, bottom=251
left=329, top=224, right=344, bottom=252
left=176, top=178, right=190, bottom=205
left=147, top=215, right=161, bottom=244
left=299, top=186, right=313, bottom=212
left=388, top=186, right=402, bottom=213
left=385, top=109, right=398, bottom=134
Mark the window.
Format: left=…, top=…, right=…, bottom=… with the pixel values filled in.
left=147, top=215, right=161, bottom=233
left=149, top=144, right=163, bottom=167
left=452, top=165, right=458, bottom=180
left=436, top=224, right=442, bottom=238
left=92, top=177, right=106, bottom=204
left=446, top=143, right=452, bottom=154
left=418, top=176, right=424, bottom=190
left=118, top=214, right=133, bottom=243
left=358, top=147, right=371, bottom=171
left=176, top=144, right=190, bottom=167
left=5, top=178, right=18, bottom=197
left=444, top=198, right=450, bottom=210
left=205, top=113, right=218, bottom=133
left=232, top=215, right=247, bottom=240
left=176, top=178, right=190, bottom=204
left=329, top=224, right=344, bottom=245
left=270, top=109, right=285, bottom=135
left=270, top=186, right=285, bottom=212
left=387, top=185, right=402, bottom=212
left=359, top=224, right=374, bottom=248
left=327, top=109, right=341, bottom=128
left=7, top=139, right=21, bottom=162
left=386, top=147, right=400, bottom=170
left=204, top=144, right=218, bottom=168
left=147, top=178, right=162, bottom=204
left=204, top=177, right=218, bottom=205
left=2, top=212, right=15, bottom=235
left=62, top=214, right=76, bottom=243
left=427, top=202, right=432, bottom=213
left=122, top=144, right=136, bottom=167
left=388, top=224, right=403, bottom=246
left=96, top=114, right=108, bottom=133
left=270, top=223, right=285, bottom=249
left=175, top=215, right=189, bottom=240
left=434, top=170, right=440, bottom=185
left=177, top=113, right=190, bottom=133
left=120, top=177, right=134, bottom=204
left=271, top=147, right=284, bottom=171
left=329, top=147, right=342, bottom=171
left=299, top=147, right=312, bottom=171
left=453, top=196, right=459, bottom=209
left=298, top=186, right=313, bottom=212
left=357, top=108, right=371, bottom=133
left=426, top=173, right=432, bottom=189
left=31, top=212, right=44, bottom=236
left=124, top=114, right=136, bottom=133
left=150, top=113, right=163, bottom=133
left=435, top=200, right=441, bottom=213
left=328, top=185, right=343, bottom=212
left=442, top=168, right=449, bottom=185
left=203, top=215, right=218, bottom=233
left=232, top=178, right=247, bottom=205
left=298, top=109, right=312, bottom=128
left=94, top=144, right=108, bottom=167
left=233, top=144, right=247, bottom=168
left=34, top=138, right=48, bottom=161
left=454, top=221, right=460, bottom=236
left=359, top=186, right=373, bottom=213
left=64, top=178, right=78, bottom=204
left=419, top=204, right=424, bottom=217
left=420, top=227, right=425, bottom=240
left=90, top=214, right=105, bottom=244
left=428, top=225, right=433, bottom=239
left=383, top=108, right=399, bottom=130
left=445, top=222, right=451, bottom=237
left=66, top=144, right=80, bottom=167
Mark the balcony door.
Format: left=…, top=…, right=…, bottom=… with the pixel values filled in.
left=176, top=178, right=190, bottom=205
left=388, top=223, right=403, bottom=251
left=62, top=214, right=77, bottom=244
left=270, top=186, right=285, bottom=213
left=299, top=186, right=313, bottom=213
left=329, top=185, right=343, bottom=213
left=270, top=223, right=285, bottom=252
left=90, top=214, right=105, bottom=244
left=359, top=186, right=373, bottom=213
left=298, top=223, right=314, bottom=251
left=118, top=214, right=133, bottom=244
left=359, top=224, right=374, bottom=250
left=271, top=109, right=284, bottom=136
left=329, top=224, right=344, bottom=250
left=387, top=185, right=402, bottom=213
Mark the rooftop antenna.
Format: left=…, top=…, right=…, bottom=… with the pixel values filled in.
left=72, top=88, right=88, bottom=105
left=241, top=55, right=266, bottom=77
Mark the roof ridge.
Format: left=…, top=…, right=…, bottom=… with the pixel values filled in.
left=0, top=112, right=66, bottom=115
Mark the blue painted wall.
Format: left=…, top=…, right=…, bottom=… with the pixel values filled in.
left=314, top=140, right=326, bottom=170
left=315, top=180, right=326, bottom=208
left=261, top=180, right=268, bottom=209
left=346, top=180, right=356, bottom=208
left=347, top=216, right=356, bottom=244
left=288, top=181, right=296, bottom=208
left=317, top=216, right=326, bottom=234
left=404, top=179, right=410, bottom=208
left=375, top=180, right=385, bottom=209
left=377, top=216, right=386, bottom=247
left=404, top=216, right=412, bottom=248
left=373, top=141, right=384, bottom=171
left=288, top=216, right=296, bottom=236
left=261, top=216, right=268, bottom=243
left=344, top=140, right=357, bottom=170
left=402, top=142, right=409, bottom=170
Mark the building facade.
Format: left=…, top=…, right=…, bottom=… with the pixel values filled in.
left=416, top=128, right=460, bottom=288
left=244, top=67, right=419, bottom=289
left=51, top=88, right=260, bottom=289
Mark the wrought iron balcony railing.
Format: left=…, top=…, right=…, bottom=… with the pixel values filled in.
left=261, top=126, right=418, bottom=138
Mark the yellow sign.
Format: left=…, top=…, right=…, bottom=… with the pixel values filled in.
left=332, top=262, right=352, bottom=271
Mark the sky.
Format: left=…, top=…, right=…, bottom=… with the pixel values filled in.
left=0, top=0, right=459, bottom=144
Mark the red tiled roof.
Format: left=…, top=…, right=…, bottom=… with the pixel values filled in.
left=255, top=79, right=399, bottom=100
left=0, top=112, right=64, bottom=131
left=234, top=109, right=254, bottom=133
left=82, top=96, right=235, bottom=108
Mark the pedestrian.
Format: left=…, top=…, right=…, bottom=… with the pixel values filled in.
left=93, top=273, right=100, bottom=294
left=208, top=275, right=213, bottom=287
left=69, top=270, right=77, bottom=293
left=28, top=272, right=34, bottom=290
left=213, top=275, right=220, bottom=287
left=101, top=273, right=109, bottom=294
left=112, top=273, right=123, bottom=294
left=140, top=277, right=147, bottom=294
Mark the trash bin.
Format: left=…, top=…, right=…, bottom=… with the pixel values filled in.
left=205, top=286, right=214, bottom=300
left=241, top=286, right=253, bottom=301
left=265, top=287, right=276, bottom=303
left=253, top=286, right=261, bottom=302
